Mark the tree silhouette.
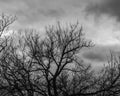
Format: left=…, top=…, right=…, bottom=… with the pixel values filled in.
left=24, top=22, right=92, bottom=96
left=0, top=16, right=120, bottom=96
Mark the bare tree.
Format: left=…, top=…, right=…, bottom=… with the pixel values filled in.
left=23, top=22, right=92, bottom=96
left=0, top=13, right=16, bottom=52
left=0, top=20, right=120, bottom=96
left=21, top=23, right=120, bottom=96
left=0, top=13, right=16, bottom=96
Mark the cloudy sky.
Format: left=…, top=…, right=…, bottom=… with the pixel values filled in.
left=1, top=0, right=120, bottom=67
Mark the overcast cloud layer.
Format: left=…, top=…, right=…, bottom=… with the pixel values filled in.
left=87, top=0, right=120, bottom=21
left=1, top=0, right=120, bottom=66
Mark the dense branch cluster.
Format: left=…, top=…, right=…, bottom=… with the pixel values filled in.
left=0, top=14, right=119, bottom=96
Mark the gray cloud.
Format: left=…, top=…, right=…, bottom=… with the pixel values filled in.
left=86, top=0, right=120, bottom=21
left=0, top=0, right=105, bottom=29
left=82, top=44, right=120, bottom=63
left=82, top=52, right=106, bottom=62
left=0, top=0, right=68, bottom=27
left=0, top=0, right=94, bottom=28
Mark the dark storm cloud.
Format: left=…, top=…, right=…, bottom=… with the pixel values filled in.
left=0, top=0, right=98, bottom=27
left=0, top=0, right=66, bottom=26
left=82, top=51, right=107, bottom=62
left=18, top=0, right=66, bottom=22
left=15, top=8, right=65, bottom=24
left=0, top=0, right=97, bottom=27
left=86, top=0, right=120, bottom=21
left=82, top=45, right=120, bottom=63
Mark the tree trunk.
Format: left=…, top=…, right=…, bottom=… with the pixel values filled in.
left=27, top=90, right=34, bottom=96
left=53, top=79, right=58, bottom=96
